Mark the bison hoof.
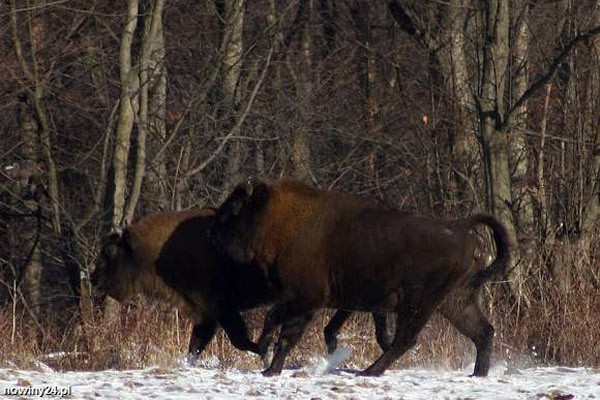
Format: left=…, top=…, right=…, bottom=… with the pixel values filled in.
left=261, top=367, right=281, bottom=377
left=186, top=354, right=198, bottom=367
left=470, top=371, right=488, bottom=378
left=357, top=368, right=384, bottom=377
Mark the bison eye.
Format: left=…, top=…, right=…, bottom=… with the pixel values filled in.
left=102, top=243, right=118, bottom=260
left=231, top=200, right=243, bottom=216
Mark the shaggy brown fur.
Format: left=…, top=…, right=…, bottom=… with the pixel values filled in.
left=91, top=208, right=274, bottom=362
left=90, top=208, right=372, bottom=363
left=211, top=179, right=511, bottom=377
left=324, top=241, right=488, bottom=355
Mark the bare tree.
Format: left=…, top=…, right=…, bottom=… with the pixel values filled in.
left=291, top=0, right=313, bottom=180
left=349, top=0, right=382, bottom=189
left=108, top=0, right=139, bottom=229
left=580, top=1, right=600, bottom=239
left=476, top=0, right=526, bottom=307
left=8, top=0, right=63, bottom=319
left=220, top=0, right=246, bottom=197
left=12, top=97, right=44, bottom=319
left=388, top=0, right=479, bottom=209
left=125, top=0, right=167, bottom=220
left=510, top=0, right=534, bottom=237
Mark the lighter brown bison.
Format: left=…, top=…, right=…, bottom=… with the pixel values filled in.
left=91, top=208, right=274, bottom=362
left=91, top=208, right=387, bottom=364
left=210, top=179, right=511, bottom=377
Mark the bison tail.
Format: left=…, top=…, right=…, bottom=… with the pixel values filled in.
left=468, top=213, right=512, bottom=288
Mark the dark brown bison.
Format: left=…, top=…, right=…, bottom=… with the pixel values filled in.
left=324, top=243, right=488, bottom=356
left=210, top=179, right=511, bottom=377
left=91, top=208, right=388, bottom=363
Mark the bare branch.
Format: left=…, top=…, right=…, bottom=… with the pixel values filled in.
left=185, top=45, right=274, bottom=178
left=502, top=24, right=600, bottom=132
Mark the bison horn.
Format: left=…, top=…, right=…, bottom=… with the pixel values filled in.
left=244, top=178, right=254, bottom=197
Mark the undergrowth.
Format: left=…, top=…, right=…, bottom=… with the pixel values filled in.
left=1, top=241, right=599, bottom=373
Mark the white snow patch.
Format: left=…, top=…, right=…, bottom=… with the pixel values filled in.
left=0, top=363, right=598, bottom=399
left=325, top=347, right=353, bottom=373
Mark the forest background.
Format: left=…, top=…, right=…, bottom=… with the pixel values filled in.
left=1, top=0, right=599, bottom=371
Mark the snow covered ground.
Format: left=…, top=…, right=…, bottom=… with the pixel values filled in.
left=1, top=350, right=599, bottom=399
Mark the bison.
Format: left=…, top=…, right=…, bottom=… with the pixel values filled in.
left=91, top=208, right=273, bottom=362
left=210, top=179, right=511, bottom=377
left=324, top=243, right=488, bottom=355
left=91, top=208, right=391, bottom=364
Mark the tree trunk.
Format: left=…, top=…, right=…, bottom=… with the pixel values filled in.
left=388, top=0, right=478, bottom=210
left=15, top=96, right=44, bottom=320
left=450, top=0, right=479, bottom=210
left=510, top=1, right=534, bottom=238
left=478, top=0, right=527, bottom=308
left=267, top=0, right=286, bottom=175
left=104, top=0, right=140, bottom=321
left=535, top=84, right=552, bottom=237
left=220, top=0, right=245, bottom=198
left=580, top=1, right=600, bottom=238
left=125, top=0, right=166, bottom=221
left=10, top=0, right=62, bottom=236
left=9, top=0, right=63, bottom=319
left=145, top=0, right=169, bottom=213
left=350, top=1, right=381, bottom=189
left=291, top=0, right=313, bottom=180
left=108, top=0, right=139, bottom=229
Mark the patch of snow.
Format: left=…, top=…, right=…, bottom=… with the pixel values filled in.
left=321, top=347, right=353, bottom=373
left=197, top=355, right=220, bottom=369
left=32, top=361, right=54, bottom=374
left=0, top=362, right=598, bottom=399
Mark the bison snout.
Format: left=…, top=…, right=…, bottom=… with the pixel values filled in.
left=90, top=269, right=107, bottom=296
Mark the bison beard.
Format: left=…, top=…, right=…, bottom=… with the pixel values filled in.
left=211, top=179, right=511, bottom=377
left=90, top=209, right=390, bottom=364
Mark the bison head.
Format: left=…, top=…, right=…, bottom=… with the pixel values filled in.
left=210, top=178, right=270, bottom=264
left=91, top=228, right=139, bottom=302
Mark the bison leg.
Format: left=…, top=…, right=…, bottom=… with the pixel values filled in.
left=359, top=298, right=435, bottom=376
left=187, top=320, right=218, bottom=365
left=218, top=308, right=261, bottom=356
left=262, top=312, right=313, bottom=377
left=257, top=299, right=317, bottom=376
left=256, top=306, right=281, bottom=358
left=372, top=312, right=395, bottom=352
left=323, top=310, right=352, bottom=354
left=256, top=301, right=295, bottom=357
left=440, top=298, right=494, bottom=377
left=324, top=311, right=395, bottom=354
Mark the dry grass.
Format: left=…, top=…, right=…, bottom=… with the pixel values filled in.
left=2, top=251, right=599, bottom=373
left=498, top=283, right=600, bottom=368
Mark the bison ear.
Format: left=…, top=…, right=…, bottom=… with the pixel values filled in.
left=121, top=229, right=134, bottom=254
left=101, top=228, right=133, bottom=260
left=249, top=181, right=269, bottom=206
